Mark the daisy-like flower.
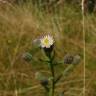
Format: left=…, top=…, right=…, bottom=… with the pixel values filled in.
left=40, top=35, right=54, bottom=57
left=40, top=35, right=54, bottom=48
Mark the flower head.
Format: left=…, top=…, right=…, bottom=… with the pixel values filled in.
left=33, top=38, right=41, bottom=47
left=40, top=35, right=54, bottom=48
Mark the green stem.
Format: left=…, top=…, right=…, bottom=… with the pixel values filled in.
left=49, top=57, right=55, bottom=96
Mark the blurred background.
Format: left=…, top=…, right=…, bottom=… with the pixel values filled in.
left=0, top=0, right=96, bottom=96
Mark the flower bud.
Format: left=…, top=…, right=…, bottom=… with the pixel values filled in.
left=40, top=79, right=49, bottom=86
left=22, top=52, right=32, bottom=61
left=35, top=72, right=49, bottom=86
left=64, top=54, right=81, bottom=64
left=35, top=72, right=43, bottom=80
left=72, top=55, right=81, bottom=64
left=64, top=54, right=74, bottom=64
left=33, top=39, right=41, bottom=47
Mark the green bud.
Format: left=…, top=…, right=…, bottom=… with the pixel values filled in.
left=22, top=52, right=32, bottom=61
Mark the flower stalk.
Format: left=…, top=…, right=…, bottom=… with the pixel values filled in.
left=48, top=55, right=55, bottom=96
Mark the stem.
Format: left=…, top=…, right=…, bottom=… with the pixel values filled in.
left=49, top=57, right=55, bottom=96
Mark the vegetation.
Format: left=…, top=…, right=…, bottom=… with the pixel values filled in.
left=0, top=1, right=96, bottom=96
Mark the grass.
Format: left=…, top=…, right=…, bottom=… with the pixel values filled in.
left=0, top=1, right=95, bottom=96
left=85, top=14, right=96, bottom=96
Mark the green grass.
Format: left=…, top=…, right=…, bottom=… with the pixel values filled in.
left=0, top=1, right=95, bottom=96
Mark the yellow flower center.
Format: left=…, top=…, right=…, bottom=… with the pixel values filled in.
left=44, top=38, right=49, bottom=45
